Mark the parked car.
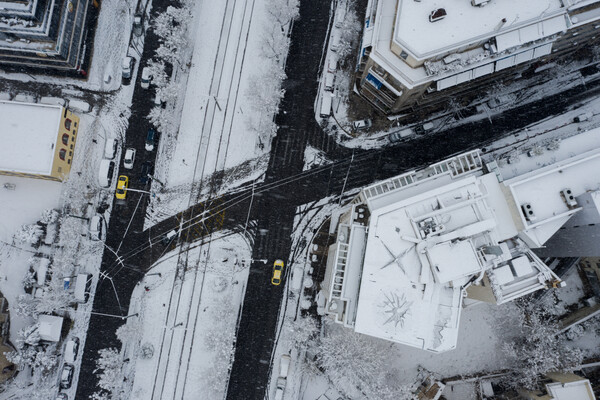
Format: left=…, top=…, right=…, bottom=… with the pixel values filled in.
left=60, top=364, right=74, bottom=389
left=574, top=112, right=593, bottom=123
left=274, top=377, right=287, bottom=400
left=145, top=128, right=157, bottom=151
left=122, top=56, right=134, bottom=85
left=123, top=148, right=136, bottom=169
left=104, top=138, right=118, bottom=159
left=272, top=259, right=284, bottom=285
left=64, top=337, right=80, bottom=363
left=141, top=67, right=152, bottom=89
left=115, top=175, right=129, bottom=200
left=388, top=127, right=415, bottom=143
left=56, top=394, right=68, bottom=400
left=98, top=159, right=115, bottom=188
left=89, top=215, right=103, bottom=241
left=352, top=119, right=372, bottom=131
left=133, top=14, right=143, bottom=37
left=139, top=161, right=154, bottom=184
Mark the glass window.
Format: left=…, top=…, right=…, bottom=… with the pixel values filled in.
left=59, top=149, right=66, bottom=160
left=62, top=133, right=69, bottom=145
left=64, top=118, right=72, bottom=130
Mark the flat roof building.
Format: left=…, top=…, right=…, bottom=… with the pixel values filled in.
left=356, top=0, right=600, bottom=117
left=0, top=100, right=79, bottom=181
left=323, top=129, right=600, bottom=352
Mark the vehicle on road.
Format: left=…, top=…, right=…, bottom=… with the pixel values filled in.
left=104, top=138, right=118, bottom=160
left=388, top=127, right=415, bottom=143
left=352, top=119, right=372, bottom=131
left=145, top=128, right=156, bottom=151
left=124, top=148, right=136, bottom=169
left=139, top=161, right=154, bottom=184
left=56, top=394, right=68, bottom=400
left=271, top=259, right=284, bottom=285
left=121, top=56, right=134, bottom=85
left=141, top=67, right=152, bottom=89
left=162, top=229, right=179, bottom=246
left=279, top=354, right=291, bottom=378
left=89, top=215, right=103, bottom=241
left=115, top=175, right=128, bottom=200
left=64, top=337, right=80, bottom=363
left=98, top=159, right=115, bottom=188
left=60, top=364, right=74, bottom=389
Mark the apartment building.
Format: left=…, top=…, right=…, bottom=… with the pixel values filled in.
left=0, top=100, right=79, bottom=181
left=356, top=0, right=600, bottom=117
left=321, top=128, right=600, bottom=352
left=0, top=0, right=97, bottom=74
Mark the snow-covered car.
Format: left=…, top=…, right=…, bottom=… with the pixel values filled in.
left=272, top=259, right=284, bottom=285
left=574, top=112, right=593, bottom=123
left=123, top=148, right=136, bottom=169
left=89, top=215, right=103, bottom=241
left=121, top=56, right=134, bottom=85
left=162, top=229, right=179, bottom=246
left=55, top=394, right=68, bottom=400
left=133, top=14, right=143, bottom=37
left=141, top=67, right=152, bottom=89
left=64, top=337, right=80, bottom=363
left=274, top=377, right=286, bottom=400
left=104, top=138, right=118, bottom=160
left=60, top=364, right=74, bottom=389
left=145, top=128, right=156, bottom=151
left=352, top=119, right=372, bottom=131
left=115, top=175, right=129, bottom=200
left=388, top=128, right=415, bottom=143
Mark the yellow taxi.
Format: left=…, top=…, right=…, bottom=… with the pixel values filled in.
left=115, top=175, right=128, bottom=200
left=271, top=259, right=284, bottom=285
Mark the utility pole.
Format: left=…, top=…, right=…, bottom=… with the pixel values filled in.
left=244, top=184, right=255, bottom=235
left=339, top=149, right=355, bottom=205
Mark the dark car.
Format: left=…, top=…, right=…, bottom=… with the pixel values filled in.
left=139, top=161, right=154, bottom=184
left=145, top=128, right=156, bottom=151
left=60, top=364, right=74, bottom=389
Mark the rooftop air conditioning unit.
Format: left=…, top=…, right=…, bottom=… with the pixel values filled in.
left=561, top=188, right=577, bottom=207
left=429, top=8, right=447, bottom=22
left=471, top=0, right=490, bottom=6
left=521, top=203, right=537, bottom=222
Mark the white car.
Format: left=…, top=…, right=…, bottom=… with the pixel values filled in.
left=124, top=148, right=136, bottom=169
left=89, top=215, right=103, bottom=241
left=141, top=67, right=152, bottom=89
left=64, top=337, right=80, bottom=363
left=352, top=119, right=372, bottom=131
left=104, top=138, right=118, bottom=160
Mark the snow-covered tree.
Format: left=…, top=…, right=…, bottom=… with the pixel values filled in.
left=15, top=223, right=44, bottom=245
left=92, top=347, right=125, bottom=399
left=40, top=209, right=59, bottom=225
left=32, top=285, right=72, bottom=315
left=5, top=342, right=58, bottom=373
left=310, top=322, right=388, bottom=395
left=285, top=315, right=318, bottom=350
left=116, top=319, right=141, bottom=345
left=501, top=302, right=583, bottom=390
left=153, top=5, right=192, bottom=69
left=11, top=294, right=38, bottom=318
left=265, top=0, right=299, bottom=31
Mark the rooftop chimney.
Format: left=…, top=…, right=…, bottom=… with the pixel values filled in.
left=495, top=18, right=507, bottom=31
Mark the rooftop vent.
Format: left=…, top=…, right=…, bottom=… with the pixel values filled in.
left=429, top=8, right=447, bottom=22
left=471, top=0, right=490, bottom=6
left=521, top=203, right=537, bottom=222
left=561, top=189, right=577, bottom=208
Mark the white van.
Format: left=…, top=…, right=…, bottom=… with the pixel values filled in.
left=279, top=354, right=291, bottom=378
left=320, top=93, right=332, bottom=118
left=98, top=159, right=115, bottom=188
left=104, top=138, right=118, bottom=159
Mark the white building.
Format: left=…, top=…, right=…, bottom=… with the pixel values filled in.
left=323, top=129, right=600, bottom=352
left=356, top=0, right=600, bottom=115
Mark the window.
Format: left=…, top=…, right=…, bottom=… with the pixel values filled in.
left=62, top=133, right=69, bottom=145
left=400, top=51, right=409, bottom=60
left=59, top=149, right=67, bottom=160
left=64, top=118, right=72, bottom=130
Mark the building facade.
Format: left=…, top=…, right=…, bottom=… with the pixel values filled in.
left=356, top=0, right=600, bottom=117
left=0, top=0, right=97, bottom=74
left=0, top=100, right=79, bottom=181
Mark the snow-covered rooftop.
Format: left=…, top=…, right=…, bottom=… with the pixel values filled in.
left=546, top=379, right=596, bottom=400
left=394, top=0, right=564, bottom=57
left=0, top=101, right=62, bottom=176
left=38, top=314, right=63, bottom=342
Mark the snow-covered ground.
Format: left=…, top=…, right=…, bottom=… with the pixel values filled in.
left=119, top=232, right=250, bottom=400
